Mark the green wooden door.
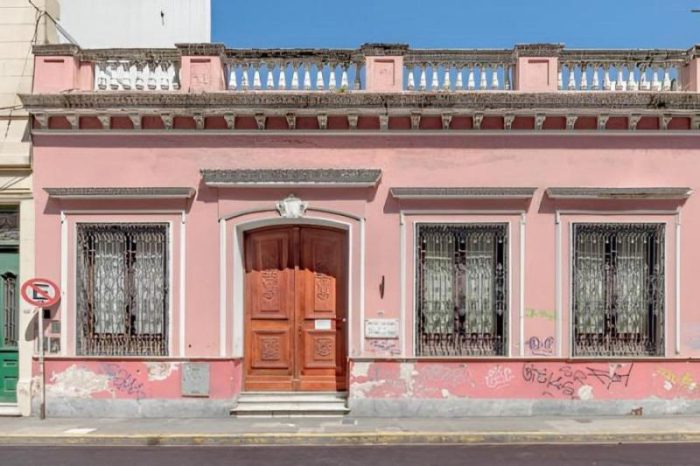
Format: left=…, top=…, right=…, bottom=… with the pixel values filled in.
left=0, top=247, right=19, bottom=403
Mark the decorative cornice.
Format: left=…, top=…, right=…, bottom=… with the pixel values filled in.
left=513, top=43, right=564, bottom=57
left=546, top=187, right=692, bottom=200
left=201, top=169, right=382, bottom=187
left=32, top=44, right=80, bottom=56
left=360, top=43, right=409, bottom=56
left=44, top=187, right=196, bottom=199
left=390, top=187, right=537, bottom=199
left=175, top=43, right=226, bottom=56
left=19, top=92, right=700, bottom=112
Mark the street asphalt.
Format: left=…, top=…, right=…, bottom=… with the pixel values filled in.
left=2, top=443, right=700, bottom=466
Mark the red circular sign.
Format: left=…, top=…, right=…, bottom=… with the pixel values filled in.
left=21, top=278, right=61, bottom=307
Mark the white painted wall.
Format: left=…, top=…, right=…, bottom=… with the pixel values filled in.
left=57, top=0, right=211, bottom=48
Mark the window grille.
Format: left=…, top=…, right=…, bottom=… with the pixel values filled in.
left=416, top=224, right=508, bottom=356
left=76, top=224, right=168, bottom=356
left=572, top=223, right=664, bottom=357
left=2, top=272, right=17, bottom=347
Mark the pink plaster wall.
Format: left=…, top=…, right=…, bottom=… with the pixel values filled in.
left=35, top=359, right=241, bottom=399
left=31, top=133, right=700, bottom=399
left=350, top=360, right=700, bottom=401
left=365, top=56, right=404, bottom=92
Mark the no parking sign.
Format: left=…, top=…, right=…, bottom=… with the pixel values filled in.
left=21, top=278, right=61, bottom=307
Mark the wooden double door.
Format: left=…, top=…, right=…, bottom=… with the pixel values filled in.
left=244, top=226, right=347, bottom=391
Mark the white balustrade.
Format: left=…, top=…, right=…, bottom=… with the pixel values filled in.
left=94, top=61, right=179, bottom=91
left=557, top=62, right=681, bottom=91
left=404, top=63, right=512, bottom=91
left=226, top=61, right=363, bottom=91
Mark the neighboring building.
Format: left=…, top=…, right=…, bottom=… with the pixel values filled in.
left=0, top=0, right=59, bottom=416
left=19, top=42, right=700, bottom=417
left=57, top=0, right=211, bottom=48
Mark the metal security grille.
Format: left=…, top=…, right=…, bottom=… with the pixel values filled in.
left=416, top=224, right=508, bottom=356
left=76, top=224, right=168, bottom=356
left=2, top=273, right=17, bottom=347
left=573, top=223, right=664, bottom=357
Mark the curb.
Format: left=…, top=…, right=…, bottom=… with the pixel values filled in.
left=2, top=431, right=700, bottom=446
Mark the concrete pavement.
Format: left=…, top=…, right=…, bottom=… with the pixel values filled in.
left=1, top=415, right=700, bottom=445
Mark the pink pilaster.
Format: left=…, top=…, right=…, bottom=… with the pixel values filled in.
left=361, top=44, right=408, bottom=92
left=513, top=44, right=562, bottom=92
left=177, top=43, right=226, bottom=92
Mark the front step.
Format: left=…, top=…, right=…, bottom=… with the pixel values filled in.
left=231, top=391, right=349, bottom=417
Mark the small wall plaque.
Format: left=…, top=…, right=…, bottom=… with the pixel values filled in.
left=181, top=362, right=210, bottom=397
left=365, top=318, right=400, bottom=339
left=315, top=319, right=332, bottom=330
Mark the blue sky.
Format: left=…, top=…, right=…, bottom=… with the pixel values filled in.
left=212, top=0, right=700, bottom=49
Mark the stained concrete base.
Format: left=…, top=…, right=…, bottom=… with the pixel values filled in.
left=32, top=398, right=234, bottom=418
left=348, top=398, right=700, bottom=417
left=29, top=396, right=700, bottom=418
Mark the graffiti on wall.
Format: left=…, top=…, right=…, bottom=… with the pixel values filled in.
left=101, top=363, right=146, bottom=398
left=484, top=365, right=514, bottom=389
left=525, top=308, right=556, bottom=321
left=527, top=336, right=555, bottom=356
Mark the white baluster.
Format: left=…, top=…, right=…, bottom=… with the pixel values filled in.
left=627, top=64, right=637, bottom=91
left=455, top=67, right=463, bottom=89
left=491, top=67, right=499, bottom=89
left=567, top=65, right=576, bottom=90
left=557, top=68, right=563, bottom=90
left=442, top=65, right=451, bottom=91
left=96, top=64, right=107, bottom=90
left=168, top=64, right=177, bottom=90
left=278, top=64, right=287, bottom=89
left=580, top=65, right=588, bottom=90
left=407, top=68, right=415, bottom=90
left=241, top=66, right=250, bottom=90
left=479, top=65, right=487, bottom=90
left=328, top=65, right=337, bottom=90
left=135, top=65, right=144, bottom=90
left=431, top=65, right=439, bottom=90
left=616, top=65, right=625, bottom=91
left=467, top=68, right=475, bottom=90
left=266, top=65, right=275, bottom=89
left=291, top=64, right=300, bottom=90
left=504, top=65, right=511, bottom=90
left=603, top=66, right=612, bottom=91
left=419, top=66, right=427, bottom=91
left=147, top=64, right=157, bottom=90
left=109, top=63, right=119, bottom=90
left=651, top=67, right=661, bottom=91
left=303, top=64, right=311, bottom=90
left=663, top=67, right=671, bottom=90
left=253, top=65, right=262, bottom=90
left=316, top=66, right=324, bottom=90
left=341, top=66, right=349, bottom=89
left=120, top=63, right=132, bottom=90
left=591, top=66, right=600, bottom=90
left=227, top=65, right=237, bottom=90
left=640, top=68, right=650, bottom=91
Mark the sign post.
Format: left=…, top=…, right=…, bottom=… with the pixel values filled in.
left=21, top=278, right=60, bottom=420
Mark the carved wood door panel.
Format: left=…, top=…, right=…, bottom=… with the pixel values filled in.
left=244, top=226, right=347, bottom=392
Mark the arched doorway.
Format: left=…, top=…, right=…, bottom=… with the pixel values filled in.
left=243, top=225, right=348, bottom=392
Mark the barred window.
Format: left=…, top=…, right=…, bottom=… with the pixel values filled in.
left=416, top=224, right=508, bottom=356
left=77, top=224, right=168, bottom=356
left=573, top=223, right=664, bottom=357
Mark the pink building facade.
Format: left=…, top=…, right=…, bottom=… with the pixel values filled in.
left=16, top=42, right=700, bottom=417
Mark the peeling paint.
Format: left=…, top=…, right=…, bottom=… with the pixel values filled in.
left=48, top=364, right=112, bottom=398
left=145, top=362, right=178, bottom=381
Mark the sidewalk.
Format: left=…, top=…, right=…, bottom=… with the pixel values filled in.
left=1, top=415, right=700, bottom=446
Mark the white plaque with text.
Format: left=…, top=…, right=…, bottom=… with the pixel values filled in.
left=365, top=319, right=399, bottom=338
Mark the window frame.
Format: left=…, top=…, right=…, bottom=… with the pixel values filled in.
left=569, top=221, right=666, bottom=358
left=75, top=222, right=171, bottom=356
left=413, top=221, right=511, bottom=358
